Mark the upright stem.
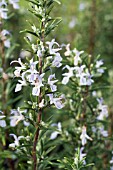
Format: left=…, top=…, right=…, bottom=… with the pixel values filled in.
left=32, top=20, right=45, bottom=170
left=32, top=122, right=40, bottom=170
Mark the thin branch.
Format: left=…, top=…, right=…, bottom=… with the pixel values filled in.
left=32, top=19, right=45, bottom=170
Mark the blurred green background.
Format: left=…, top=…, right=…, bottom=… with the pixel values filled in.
left=16, top=0, right=113, bottom=65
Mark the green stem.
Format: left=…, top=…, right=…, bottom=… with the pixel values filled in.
left=32, top=19, right=45, bottom=170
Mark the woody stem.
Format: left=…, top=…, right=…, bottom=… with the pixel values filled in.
left=32, top=20, right=45, bottom=170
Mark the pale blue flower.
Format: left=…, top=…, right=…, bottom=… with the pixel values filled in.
left=15, top=79, right=27, bottom=92
left=11, top=58, right=26, bottom=77
left=96, top=60, right=104, bottom=74
left=50, top=122, right=62, bottom=140
left=52, top=53, right=62, bottom=67
left=31, top=73, right=44, bottom=96
left=47, top=94, right=65, bottom=109
left=9, top=0, right=19, bottom=9
left=97, top=98, right=108, bottom=120
left=62, top=65, right=75, bottom=84
left=48, top=74, right=58, bottom=92
left=10, top=108, right=29, bottom=127
left=1, top=30, right=10, bottom=48
left=26, top=58, right=38, bottom=82
left=64, top=44, right=71, bottom=56
left=0, top=0, right=7, bottom=7
left=73, top=48, right=84, bottom=66
left=46, top=39, right=61, bottom=55
left=76, top=66, right=94, bottom=86
left=80, top=126, right=92, bottom=146
left=9, top=134, right=24, bottom=148
left=0, top=112, right=6, bottom=127
left=96, top=60, right=104, bottom=68
left=98, top=126, right=108, bottom=137
left=0, top=8, right=8, bottom=19
left=79, top=147, right=86, bottom=165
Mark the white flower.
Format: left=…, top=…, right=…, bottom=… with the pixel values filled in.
left=11, top=58, right=26, bottom=77
left=80, top=147, right=86, bottom=164
left=0, top=30, right=10, bottom=48
left=73, top=48, right=84, bottom=66
left=0, top=8, right=8, bottom=19
left=62, top=65, right=75, bottom=84
left=80, top=126, right=92, bottom=146
left=92, top=125, right=108, bottom=137
left=46, top=39, right=61, bottom=55
left=15, top=82, right=23, bottom=92
left=9, top=0, right=19, bottom=9
left=98, top=126, right=108, bottom=137
left=79, top=75, right=87, bottom=86
left=47, top=94, right=65, bottom=109
left=14, top=69, right=21, bottom=77
left=26, top=58, right=38, bottom=82
left=80, top=71, right=94, bottom=86
left=0, top=112, right=6, bottom=127
left=74, top=147, right=86, bottom=165
left=80, top=147, right=86, bottom=160
left=50, top=122, right=62, bottom=140
left=32, top=73, right=44, bottom=96
left=64, top=44, right=71, bottom=56
left=97, top=98, right=108, bottom=120
left=1, top=29, right=10, bottom=36
left=10, top=108, right=27, bottom=127
left=9, top=134, right=24, bottom=148
left=75, top=65, right=86, bottom=77
left=46, top=39, right=62, bottom=67
left=76, top=67, right=94, bottom=86
left=48, top=74, right=58, bottom=92
left=0, top=0, right=7, bottom=7
left=96, top=60, right=104, bottom=74
left=52, top=53, right=62, bottom=68
left=15, top=72, right=27, bottom=92
left=96, top=60, right=104, bottom=68
left=4, top=39, right=10, bottom=48
left=0, top=0, right=7, bottom=19
left=29, top=58, right=38, bottom=71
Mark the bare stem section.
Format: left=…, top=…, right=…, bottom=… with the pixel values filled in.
left=32, top=113, right=41, bottom=170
